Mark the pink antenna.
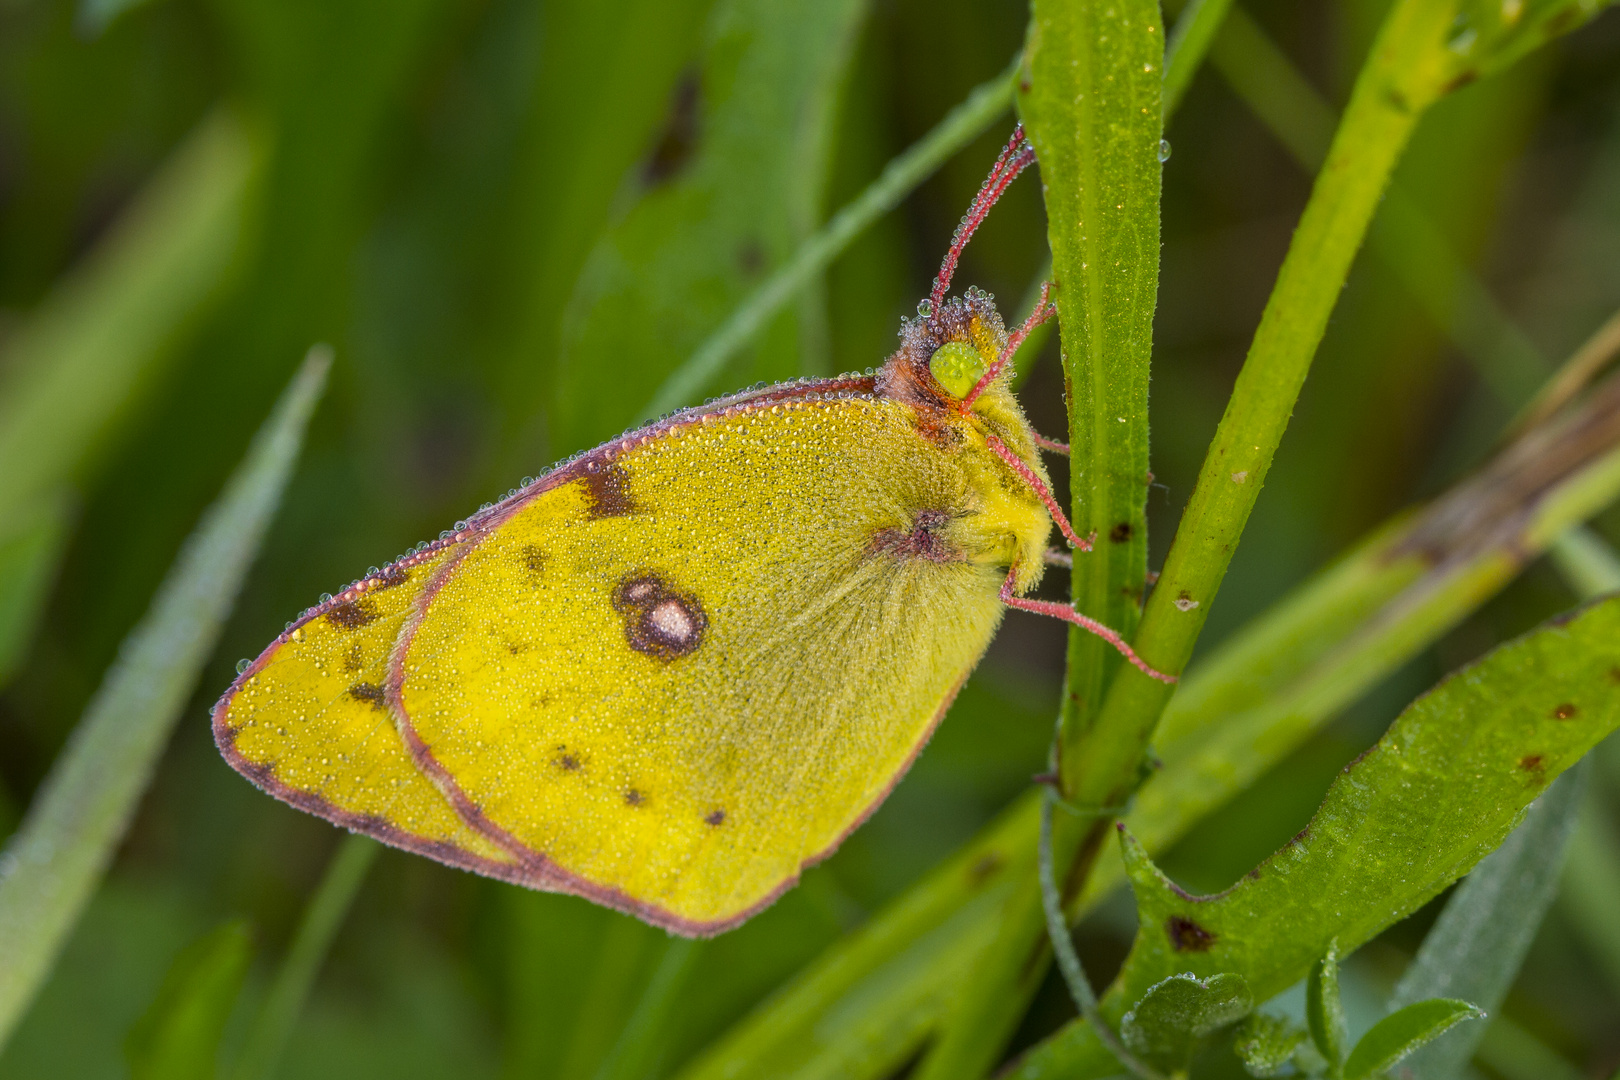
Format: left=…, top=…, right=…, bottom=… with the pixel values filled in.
left=929, top=125, right=1037, bottom=311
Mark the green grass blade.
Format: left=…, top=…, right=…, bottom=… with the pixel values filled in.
left=126, top=919, right=254, bottom=1080
left=637, top=54, right=1019, bottom=424
left=592, top=938, right=703, bottom=1080
left=555, top=0, right=868, bottom=452
left=1560, top=791, right=1620, bottom=996
left=1162, top=0, right=1237, bottom=118
left=0, top=348, right=331, bottom=1051
left=1385, top=765, right=1585, bottom=1079
left=232, top=833, right=377, bottom=1080
left=0, top=493, right=73, bottom=692
left=0, top=107, right=256, bottom=528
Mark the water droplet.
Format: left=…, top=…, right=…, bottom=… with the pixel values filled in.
left=236, top=658, right=251, bottom=674
left=916, top=299, right=934, bottom=319
left=1158, top=139, right=1172, bottom=163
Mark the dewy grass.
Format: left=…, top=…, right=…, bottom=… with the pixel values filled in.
left=0, top=348, right=330, bottom=1050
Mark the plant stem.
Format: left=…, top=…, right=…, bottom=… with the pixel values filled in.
left=0, top=348, right=330, bottom=1050
left=638, top=55, right=1019, bottom=421
left=233, top=833, right=378, bottom=1080
left=1162, top=0, right=1237, bottom=118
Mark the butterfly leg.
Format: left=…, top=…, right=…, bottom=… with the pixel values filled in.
left=1032, top=432, right=1070, bottom=455
left=999, top=568, right=1176, bottom=684
left=1043, top=548, right=1073, bottom=568
left=964, top=281, right=1057, bottom=408
left=983, top=433, right=1093, bottom=552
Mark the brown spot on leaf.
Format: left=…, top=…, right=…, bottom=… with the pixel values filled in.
left=325, top=599, right=379, bottom=630
left=737, top=240, right=765, bottom=277
left=612, top=573, right=707, bottom=661
left=1109, top=522, right=1133, bottom=543
left=967, top=852, right=1005, bottom=885
left=348, top=682, right=386, bottom=709
left=1167, top=915, right=1216, bottom=952
left=581, top=464, right=637, bottom=519
left=704, top=809, right=726, bottom=826
left=1553, top=703, right=1578, bottom=720
left=1519, top=754, right=1544, bottom=772
left=625, top=789, right=645, bottom=807
left=643, top=71, right=700, bottom=185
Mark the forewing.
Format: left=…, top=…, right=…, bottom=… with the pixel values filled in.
left=213, top=546, right=521, bottom=875
left=396, top=394, right=1008, bottom=933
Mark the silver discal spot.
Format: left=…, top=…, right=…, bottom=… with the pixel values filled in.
left=611, top=572, right=707, bottom=661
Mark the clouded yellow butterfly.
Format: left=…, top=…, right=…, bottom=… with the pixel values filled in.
left=213, top=128, right=1171, bottom=936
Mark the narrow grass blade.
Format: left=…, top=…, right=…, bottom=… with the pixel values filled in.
left=1162, top=0, right=1237, bottom=118
left=232, top=833, right=377, bottom=1080
left=0, top=348, right=331, bottom=1051
left=0, top=493, right=73, bottom=691
left=1560, top=792, right=1620, bottom=996
left=1386, top=764, right=1586, bottom=1079
left=592, top=938, right=703, bottom=1080
left=637, top=55, right=1018, bottom=423
left=0, top=108, right=256, bottom=528
left=126, top=919, right=254, bottom=1080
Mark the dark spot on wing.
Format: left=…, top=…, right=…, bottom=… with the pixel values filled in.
left=625, top=789, right=645, bottom=807
left=521, top=544, right=547, bottom=579
left=348, top=682, right=387, bottom=709
left=1109, top=521, right=1133, bottom=543
left=372, top=564, right=411, bottom=591
left=612, top=573, right=707, bottom=661
left=1553, top=703, right=1578, bottom=720
left=1167, top=915, right=1215, bottom=952
left=869, top=509, right=960, bottom=563
left=326, top=599, right=379, bottom=630
left=581, top=463, right=637, bottom=519
left=704, top=809, right=726, bottom=826
left=555, top=753, right=580, bottom=771
left=344, top=642, right=364, bottom=672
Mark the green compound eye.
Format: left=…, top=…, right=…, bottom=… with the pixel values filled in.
left=928, top=340, right=986, bottom=400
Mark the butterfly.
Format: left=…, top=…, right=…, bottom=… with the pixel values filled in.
left=213, top=127, right=1172, bottom=936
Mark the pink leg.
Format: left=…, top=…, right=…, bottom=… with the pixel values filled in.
left=1000, top=569, right=1176, bottom=684
left=930, top=126, right=1037, bottom=310
left=964, top=281, right=1056, bottom=407
left=1032, top=432, right=1070, bottom=455
left=983, top=433, right=1093, bottom=553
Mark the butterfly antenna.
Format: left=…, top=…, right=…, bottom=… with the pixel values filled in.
left=929, top=125, right=1037, bottom=312
left=962, top=280, right=1056, bottom=408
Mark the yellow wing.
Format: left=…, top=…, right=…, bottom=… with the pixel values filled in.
left=213, top=546, right=523, bottom=879
left=394, top=388, right=1046, bottom=933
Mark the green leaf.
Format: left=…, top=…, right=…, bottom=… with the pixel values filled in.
left=1018, top=0, right=1163, bottom=792
left=1342, top=999, right=1483, bottom=1080
left=554, top=0, right=868, bottom=455
left=0, top=348, right=330, bottom=1051
left=1004, top=593, right=1620, bottom=1079
left=126, top=920, right=254, bottom=1080
left=1456, top=0, right=1620, bottom=82
left=1113, top=595, right=1620, bottom=1007
left=0, top=108, right=256, bottom=531
left=1232, top=1012, right=1307, bottom=1078
left=1306, top=945, right=1345, bottom=1072
left=1119, top=972, right=1253, bottom=1070
left=1385, top=763, right=1586, bottom=1079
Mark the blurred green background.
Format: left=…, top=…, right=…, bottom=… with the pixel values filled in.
left=0, top=0, right=1618, bottom=1076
